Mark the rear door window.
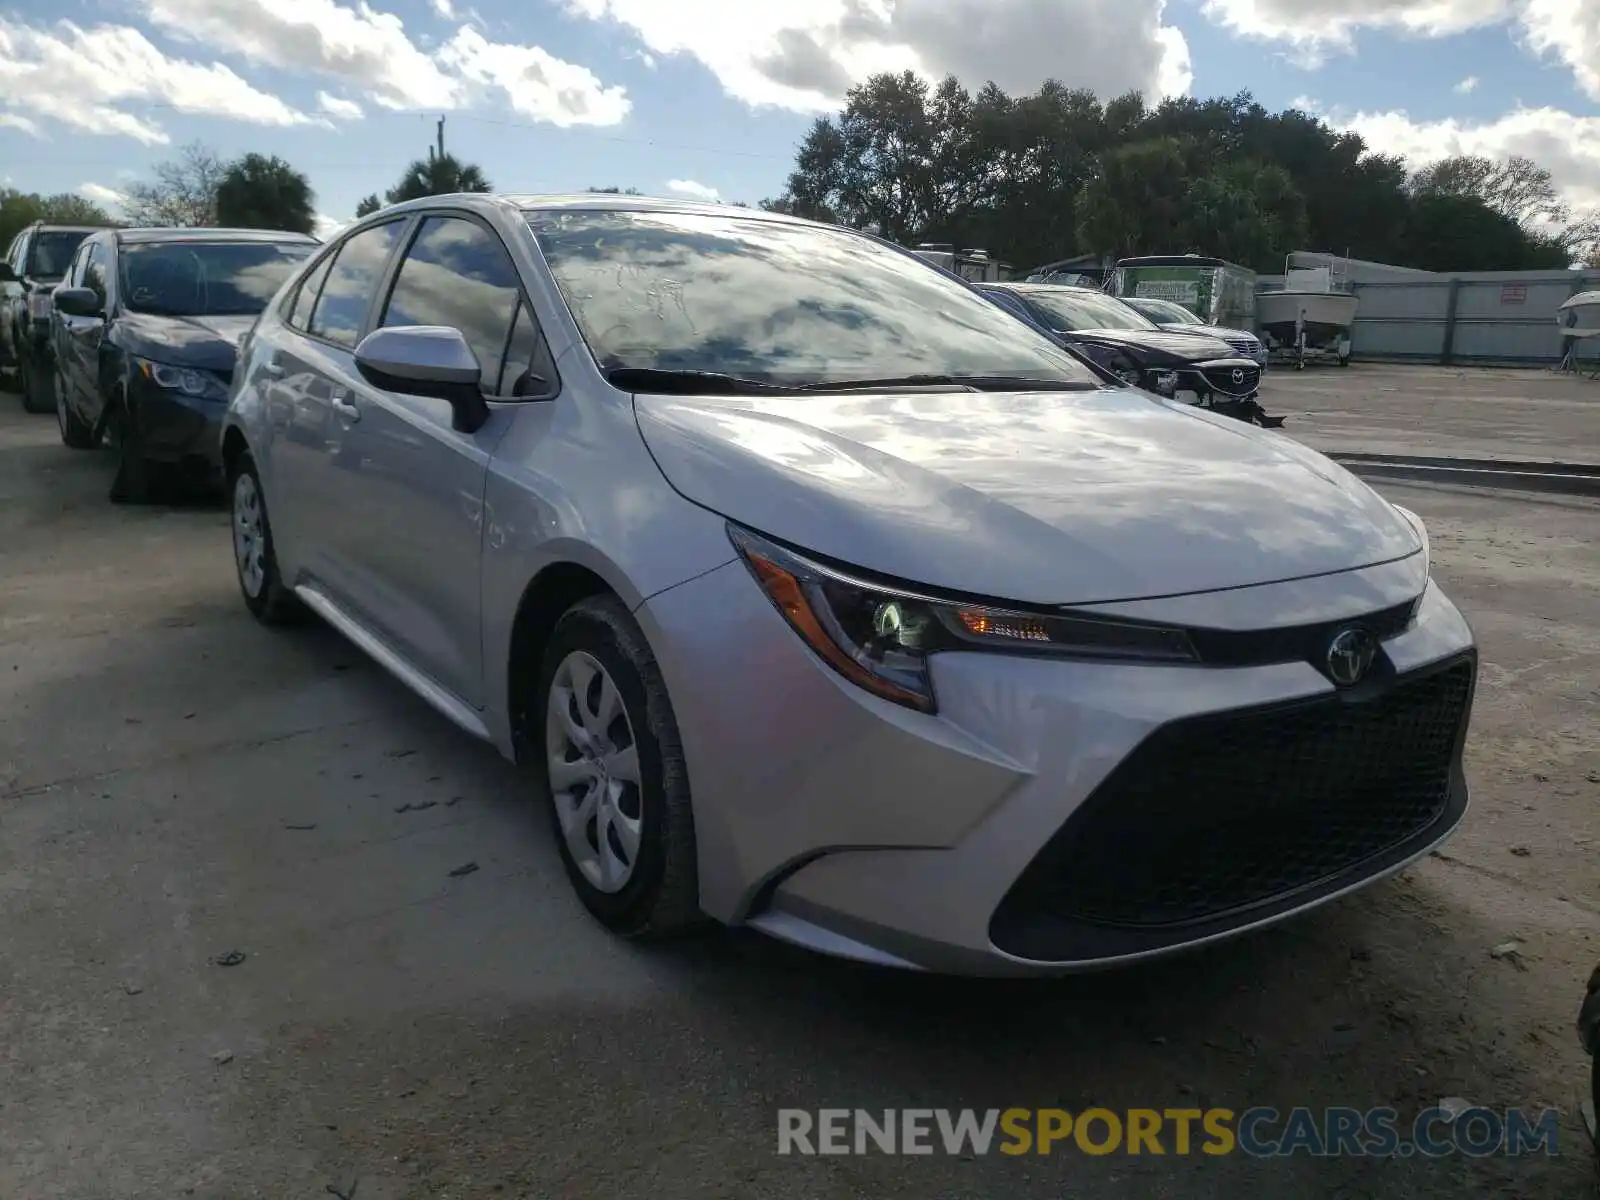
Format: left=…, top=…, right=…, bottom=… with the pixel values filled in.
left=309, top=221, right=403, bottom=348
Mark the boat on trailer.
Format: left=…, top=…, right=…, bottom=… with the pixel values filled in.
left=1257, top=255, right=1359, bottom=369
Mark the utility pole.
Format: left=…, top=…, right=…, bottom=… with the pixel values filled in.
left=436, top=115, right=446, bottom=162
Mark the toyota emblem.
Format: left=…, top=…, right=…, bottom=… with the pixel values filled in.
left=1231, top=368, right=1245, bottom=385
left=1325, top=626, right=1377, bottom=687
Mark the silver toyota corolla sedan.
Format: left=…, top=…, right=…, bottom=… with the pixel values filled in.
left=220, top=193, right=1478, bottom=976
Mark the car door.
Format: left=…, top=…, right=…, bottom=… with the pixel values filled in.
left=56, top=239, right=112, bottom=423
left=264, top=219, right=407, bottom=594
left=318, top=210, right=540, bottom=708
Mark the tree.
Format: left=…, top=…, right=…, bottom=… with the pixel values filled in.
left=1402, top=194, right=1570, bottom=272
left=384, top=152, right=491, bottom=204
left=121, top=142, right=227, bottom=227
left=1409, top=154, right=1598, bottom=263
left=586, top=186, right=642, bottom=194
left=354, top=194, right=383, bottom=218
left=0, top=190, right=114, bottom=251
left=1074, top=138, right=1193, bottom=260
left=215, top=154, right=315, bottom=234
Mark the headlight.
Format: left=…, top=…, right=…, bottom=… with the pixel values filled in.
left=1075, top=344, right=1143, bottom=387
left=728, top=525, right=1197, bottom=713
left=135, top=357, right=229, bottom=401
left=1393, top=505, right=1430, bottom=578
left=1149, top=369, right=1180, bottom=394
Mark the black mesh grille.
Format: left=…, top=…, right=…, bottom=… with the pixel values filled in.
left=995, top=656, right=1474, bottom=933
left=1201, top=364, right=1261, bottom=395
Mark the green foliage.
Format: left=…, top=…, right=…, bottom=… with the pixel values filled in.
left=0, top=190, right=116, bottom=252
left=385, top=153, right=491, bottom=204
left=215, top=153, right=315, bottom=234
left=777, top=78, right=1591, bottom=272
left=586, top=186, right=643, bottom=194
left=354, top=194, right=383, bottom=218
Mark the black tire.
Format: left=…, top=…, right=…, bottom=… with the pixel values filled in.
left=19, top=353, right=52, bottom=414
left=535, top=594, right=702, bottom=939
left=107, top=393, right=154, bottom=504
left=57, top=384, right=97, bottom=449
left=227, top=452, right=303, bottom=625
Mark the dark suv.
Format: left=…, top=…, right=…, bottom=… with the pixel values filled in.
left=0, top=223, right=100, bottom=412
left=51, top=227, right=317, bottom=501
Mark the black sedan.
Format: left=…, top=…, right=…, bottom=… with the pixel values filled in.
left=975, top=282, right=1282, bottom=427
left=50, top=227, right=317, bottom=502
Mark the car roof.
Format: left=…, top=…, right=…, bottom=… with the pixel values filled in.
left=114, top=227, right=320, bottom=246
left=984, top=282, right=1102, bottom=295
left=366, top=191, right=817, bottom=230
left=26, top=225, right=104, bottom=234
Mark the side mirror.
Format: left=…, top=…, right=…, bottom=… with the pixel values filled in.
left=0, top=262, right=15, bottom=283
left=354, top=325, right=490, bottom=433
left=54, top=287, right=103, bottom=319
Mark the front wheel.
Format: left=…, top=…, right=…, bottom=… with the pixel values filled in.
left=536, top=595, right=702, bottom=939
left=107, top=395, right=154, bottom=504
left=19, top=352, right=53, bottom=414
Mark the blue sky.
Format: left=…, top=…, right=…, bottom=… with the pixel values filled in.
left=2, top=0, right=1597, bottom=234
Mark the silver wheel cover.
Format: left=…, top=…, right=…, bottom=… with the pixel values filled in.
left=546, top=650, right=643, bottom=893
left=232, top=472, right=266, bottom=599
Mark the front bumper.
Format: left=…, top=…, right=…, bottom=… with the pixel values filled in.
left=131, top=382, right=228, bottom=469
left=637, top=558, right=1476, bottom=976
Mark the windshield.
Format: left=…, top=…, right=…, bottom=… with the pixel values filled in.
left=526, top=210, right=1098, bottom=387
left=1127, top=297, right=1199, bottom=324
left=120, top=241, right=315, bottom=317
left=1015, top=288, right=1159, bottom=333
left=28, top=231, right=91, bottom=280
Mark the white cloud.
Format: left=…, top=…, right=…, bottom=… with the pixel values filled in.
left=1455, top=74, right=1480, bottom=92
left=0, top=17, right=311, bottom=143
left=1201, top=0, right=1600, bottom=103
left=666, top=178, right=720, bottom=200
left=0, top=111, right=41, bottom=136
left=431, top=0, right=455, bottom=15
left=1308, top=100, right=1600, bottom=210
left=1521, top=0, right=1600, bottom=101
left=313, top=212, right=347, bottom=239
left=564, top=0, right=1192, bottom=112
left=317, top=90, right=363, bottom=119
left=79, top=182, right=125, bottom=211
left=140, top=0, right=631, bottom=126
left=436, top=27, right=631, bottom=126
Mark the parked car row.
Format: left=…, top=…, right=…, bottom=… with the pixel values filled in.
left=1, top=222, right=101, bottom=413
left=11, top=194, right=1476, bottom=978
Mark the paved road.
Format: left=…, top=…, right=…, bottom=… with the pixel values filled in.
left=1264, top=363, right=1600, bottom=465
left=1, top=393, right=1596, bottom=1198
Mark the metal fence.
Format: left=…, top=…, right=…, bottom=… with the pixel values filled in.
left=1257, top=270, right=1600, bottom=365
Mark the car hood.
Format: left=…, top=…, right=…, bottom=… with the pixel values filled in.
left=635, top=388, right=1420, bottom=605
left=1159, top=321, right=1257, bottom=342
left=113, top=311, right=255, bottom=373
left=1068, top=327, right=1239, bottom=363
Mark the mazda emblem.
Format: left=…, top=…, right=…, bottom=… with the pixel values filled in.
left=1232, top=368, right=1245, bottom=384
left=1326, top=626, right=1377, bottom=687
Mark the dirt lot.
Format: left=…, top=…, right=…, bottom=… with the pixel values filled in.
left=1, top=367, right=1597, bottom=1199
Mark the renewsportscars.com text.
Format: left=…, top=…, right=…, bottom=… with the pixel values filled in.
left=776, top=1106, right=1561, bottom=1158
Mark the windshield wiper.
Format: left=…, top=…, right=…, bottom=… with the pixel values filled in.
left=797, top=374, right=1093, bottom=392
left=605, top=367, right=800, bottom=395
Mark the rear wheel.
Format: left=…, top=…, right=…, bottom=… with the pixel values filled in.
left=536, top=595, right=702, bottom=939
left=230, top=453, right=303, bottom=625
left=57, top=384, right=97, bottom=449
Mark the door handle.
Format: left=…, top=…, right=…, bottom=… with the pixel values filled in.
left=332, top=397, right=360, bottom=422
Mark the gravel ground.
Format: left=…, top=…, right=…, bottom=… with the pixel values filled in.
left=0, top=387, right=1596, bottom=1199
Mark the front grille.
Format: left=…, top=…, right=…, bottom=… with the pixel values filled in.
left=993, top=656, right=1474, bottom=937
left=1201, top=364, right=1261, bottom=395
left=1221, top=335, right=1260, bottom=356
left=1186, top=598, right=1417, bottom=673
